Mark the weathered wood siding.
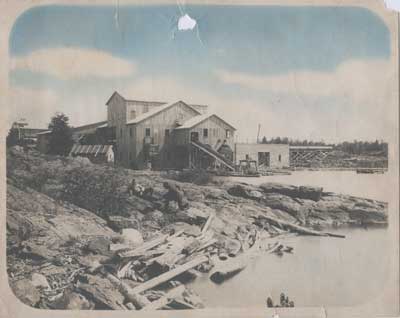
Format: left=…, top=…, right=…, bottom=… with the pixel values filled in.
left=234, top=143, right=290, bottom=168
left=126, top=101, right=165, bottom=121
left=131, top=102, right=199, bottom=169
left=188, top=116, right=235, bottom=150
left=107, top=93, right=128, bottom=164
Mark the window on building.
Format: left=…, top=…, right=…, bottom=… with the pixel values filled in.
left=226, top=130, right=231, bottom=138
left=129, top=152, right=131, bottom=161
left=120, top=128, right=122, bottom=137
left=143, top=105, right=149, bottom=113
left=278, top=154, right=282, bottom=162
left=203, top=128, right=208, bottom=138
left=130, top=110, right=136, bottom=120
left=165, top=129, right=170, bottom=137
left=129, top=127, right=132, bottom=137
left=145, top=128, right=151, bottom=137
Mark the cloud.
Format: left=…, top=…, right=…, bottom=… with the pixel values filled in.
left=8, top=60, right=396, bottom=144
left=215, top=59, right=394, bottom=104
left=7, top=86, right=60, bottom=128
left=10, top=48, right=136, bottom=80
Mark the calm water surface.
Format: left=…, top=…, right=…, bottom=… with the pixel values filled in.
left=190, top=171, right=398, bottom=314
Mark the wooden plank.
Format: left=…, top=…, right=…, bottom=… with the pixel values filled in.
left=141, top=285, right=186, bottom=311
left=106, top=273, right=150, bottom=309
left=201, top=213, right=214, bottom=234
left=119, top=231, right=184, bottom=258
left=191, top=142, right=235, bottom=171
left=132, top=255, right=208, bottom=294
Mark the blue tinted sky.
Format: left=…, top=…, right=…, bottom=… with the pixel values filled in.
left=8, top=4, right=394, bottom=142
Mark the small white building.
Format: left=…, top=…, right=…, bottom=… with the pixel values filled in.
left=234, top=143, right=290, bottom=169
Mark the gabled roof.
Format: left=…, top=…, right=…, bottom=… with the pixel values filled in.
left=126, top=101, right=201, bottom=125
left=175, top=114, right=236, bottom=131
left=72, top=120, right=108, bottom=132
left=106, top=91, right=125, bottom=105
left=106, top=91, right=166, bottom=106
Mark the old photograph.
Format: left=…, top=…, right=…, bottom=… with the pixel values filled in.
left=3, top=1, right=399, bottom=317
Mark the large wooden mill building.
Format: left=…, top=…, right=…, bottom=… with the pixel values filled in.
left=106, top=91, right=236, bottom=170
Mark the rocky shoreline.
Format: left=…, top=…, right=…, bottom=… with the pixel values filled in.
left=6, top=148, right=388, bottom=310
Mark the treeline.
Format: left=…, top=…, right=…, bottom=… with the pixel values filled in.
left=260, top=137, right=388, bottom=156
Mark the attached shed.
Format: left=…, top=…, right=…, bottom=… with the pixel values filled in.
left=235, top=143, right=290, bottom=169
left=174, top=114, right=236, bottom=170
left=70, top=144, right=114, bottom=164
left=36, top=130, right=51, bottom=154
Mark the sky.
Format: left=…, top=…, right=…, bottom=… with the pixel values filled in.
left=8, top=4, right=395, bottom=143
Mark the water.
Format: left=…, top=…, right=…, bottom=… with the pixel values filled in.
left=190, top=171, right=399, bottom=314
left=226, top=170, right=392, bottom=202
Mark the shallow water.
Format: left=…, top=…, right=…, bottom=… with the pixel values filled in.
left=190, top=171, right=398, bottom=314
left=190, top=227, right=391, bottom=308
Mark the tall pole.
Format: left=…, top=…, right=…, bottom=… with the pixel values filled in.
left=257, top=124, right=261, bottom=143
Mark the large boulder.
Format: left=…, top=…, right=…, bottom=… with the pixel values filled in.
left=107, top=215, right=141, bottom=232
left=121, top=228, right=144, bottom=246
left=260, top=183, right=323, bottom=202
left=10, top=279, right=40, bottom=307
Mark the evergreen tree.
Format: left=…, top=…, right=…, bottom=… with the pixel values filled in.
left=6, top=126, right=20, bottom=148
left=47, top=113, right=74, bottom=156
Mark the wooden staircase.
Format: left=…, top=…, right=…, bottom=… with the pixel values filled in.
left=191, top=141, right=235, bottom=171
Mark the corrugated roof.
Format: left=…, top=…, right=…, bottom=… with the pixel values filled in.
left=175, top=114, right=236, bottom=131
left=70, top=144, right=113, bottom=156
left=126, top=100, right=200, bottom=125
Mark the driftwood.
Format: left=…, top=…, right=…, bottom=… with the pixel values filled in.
left=109, top=243, right=131, bottom=252
left=119, top=230, right=184, bottom=258
left=132, top=255, right=209, bottom=294
left=168, top=299, right=196, bottom=309
left=201, top=213, right=214, bottom=234
left=209, top=233, right=262, bottom=284
left=141, top=285, right=186, bottom=311
left=255, top=214, right=345, bottom=238
left=209, top=257, right=247, bottom=284
left=106, top=273, right=150, bottom=309
left=195, top=238, right=218, bottom=253
left=76, top=274, right=126, bottom=310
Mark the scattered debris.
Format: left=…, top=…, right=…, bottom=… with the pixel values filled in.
left=6, top=148, right=388, bottom=310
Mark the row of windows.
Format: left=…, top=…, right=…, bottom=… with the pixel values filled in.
left=119, top=127, right=232, bottom=139
left=245, top=153, right=282, bottom=162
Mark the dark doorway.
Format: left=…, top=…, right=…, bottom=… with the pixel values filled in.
left=190, top=131, right=199, bottom=142
left=258, top=152, right=270, bottom=168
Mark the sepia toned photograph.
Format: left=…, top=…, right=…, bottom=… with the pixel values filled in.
left=3, top=1, right=399, bottom=317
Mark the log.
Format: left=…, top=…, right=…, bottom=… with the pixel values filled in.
left=201, top=213, right=214, bottom=234
left=119, top=230, right=185, bottom=258
left=255, top=214, right=345, bottom=238
left=119, top=234, right=169, bottom=258
left=132, top=255, right=209, bottom=294
left=106, top=273, right=150, bottom=309
left=195, top=238, right=218, bottom=253
left=141, top=285, right=186, bottom=311
left=109, top=243, right=131, bottom=252
left=209, top=258, right=247, bottom=284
